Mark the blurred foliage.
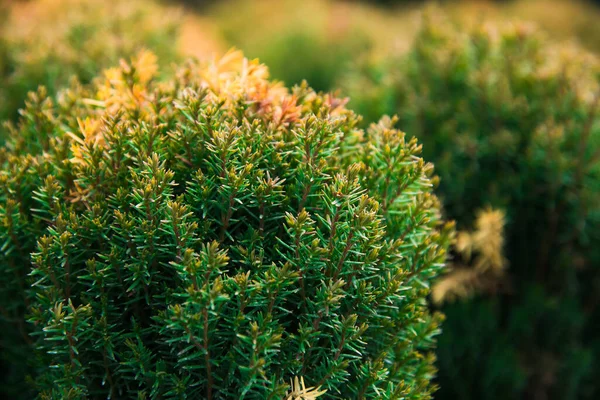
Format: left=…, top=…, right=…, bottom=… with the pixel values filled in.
left=168, top=0, right=221, bottom=8
left=187, top=0, right=600, bottom=96
left=344, top=9, right=600, bottom=399
left=209, top=0, right=370, bottom=92
left=441, top=0, right=600, bottom=56
left=433, top=209, right=507, bottom=305
left=340, top=0, right=434, bottom=5
left=208, top=0, right=423, bottom=92
left=0, top=0, right=182, bottom=137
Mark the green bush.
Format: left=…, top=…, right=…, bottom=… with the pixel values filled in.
left=0, top=0, right=181, bottom=139
left=0, top=50, right=452, bottom=398
left=343, top=12, right=600, bottom=399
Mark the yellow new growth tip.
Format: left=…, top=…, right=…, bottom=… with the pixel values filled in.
left=285, top=376, right=327, bottom=400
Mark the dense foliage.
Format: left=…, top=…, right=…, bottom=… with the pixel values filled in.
left=343, top=12, right=600, bottom=400
left=0, top=0, right=181, bottom=138
left=0, top=50, right=452, bottom=398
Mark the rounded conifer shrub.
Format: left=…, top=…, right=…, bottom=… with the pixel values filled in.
left=343, top=11, right=600, bottom=400
left=0, top=50, right=452, bottom=398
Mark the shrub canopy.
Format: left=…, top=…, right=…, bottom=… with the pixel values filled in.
left=0, top=50, right=451, bottom=399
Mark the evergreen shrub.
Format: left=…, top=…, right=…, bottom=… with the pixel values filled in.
left=0, top=50, right=452, bottom=399
left=343, top=11, right=600, bottom=399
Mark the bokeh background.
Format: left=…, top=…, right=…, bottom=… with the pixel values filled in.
left=1, top=0, right=599, bottom=399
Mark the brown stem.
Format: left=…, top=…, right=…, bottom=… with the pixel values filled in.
left=219, top=191, right=237, bottom=242
left=203, top=308, right=213, bottom=400
left=294, top=228, right=307, bottom=304
left=103, top=349, right=116, bottom=398
left=298, top=181, right=314, bottom=213
left=258, top=201, right=265, bottom=234
left=64, top=257, right=71, bottom=300
left=332, top=231, right=355, bottom=281
left=326, top=206, right=342, bottom=255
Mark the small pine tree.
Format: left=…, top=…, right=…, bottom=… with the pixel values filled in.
left=0, top=50, right=452, bottom=398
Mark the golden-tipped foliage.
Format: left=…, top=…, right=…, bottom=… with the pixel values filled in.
left=285, top=376, right=327, bottom=400
left=433, top=209, right=506, bottom=304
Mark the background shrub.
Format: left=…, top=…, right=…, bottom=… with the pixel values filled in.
left=343, top=11, right=600, bottom=399
left=0, top=50, right=452, bottom=398
left=180, top=0, right=600, bottom=95
left=209, top=0, right=372, bottom=93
